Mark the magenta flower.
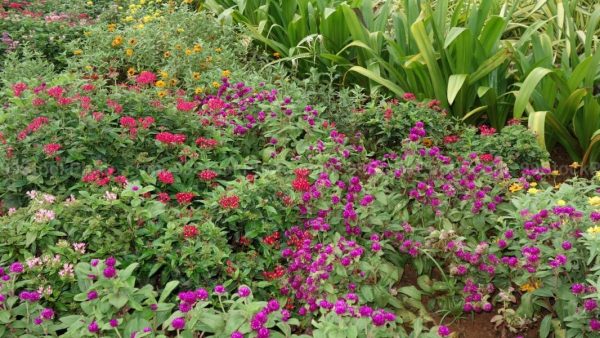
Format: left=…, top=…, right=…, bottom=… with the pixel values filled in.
left=171, top=317, right=185, bottom=330
left=88, top=320, right=99, bottom=333
left=438, top=325, right=451, bottom=337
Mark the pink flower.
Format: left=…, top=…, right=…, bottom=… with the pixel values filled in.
left=43, top=143, right=61, bottom=156
left=136, top=71, right=157, bottom=85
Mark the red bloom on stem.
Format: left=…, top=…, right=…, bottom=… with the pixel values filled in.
left=43, top=143, right=61, bottom=156
left=292, top=177, right=310, bottom=192
left=175, top=192, right=195, bottom=204
left=198, top=169, right=218, bottom=182
left=219, top=195, right=240, bottom=209
left=384, top=108, right=393, bottom=121
left=157, top=170, right=174, bottom=184
left=195, top=137, right=218, bottom=149
left=120, top=116, right=137, bottom=129
left=156, top=132, right=186, bottom=145
left=176, top=99, right=196, bottom=112
left=402, top=92, right=416, bottom=101
left=12, top=82, right=27, bottom=97
left=136, top=71, right=157, bottom=85
left=443, top=135, right=459, bottom=144
left=479, top=153, right=494, bottom=162
left=182, top=224, right=198, bottom=239
left=17, top=116, right=49, bottom=141
left=294, top=168, right=310, bottom=177
left=479, top=125, right=496, bottom=136
left=157, top=192, right=170, bottom=204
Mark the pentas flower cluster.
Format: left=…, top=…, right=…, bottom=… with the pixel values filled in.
left=81, top=167, right=127, bottom=186
left=119, top=116, right=154, bottom=137
left=219, top=195, right=240, bottom=209
left=155, top=132, right=186, bottom=145
left=291, top=168, right=311, bottom=192
left=17, top=116, right=49, bottom=141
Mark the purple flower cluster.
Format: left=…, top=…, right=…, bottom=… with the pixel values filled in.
left=177, top=288, right=209, bottom=313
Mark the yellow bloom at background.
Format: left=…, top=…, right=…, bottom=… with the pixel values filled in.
left=195, top=87, right=203, bottom=94
left=127, top=67, right=136, bottom=76
left=112, top=36, right=123, bottom=47
left=73, top=50, right=83, bottom=56
left=157, top=90, right=167, bottom=98
left=520, top=279, right=541, bottom=293
left=527, top=187, right=539, bottom=195
left=155, top=80, right=166, bottom=88
left=215, top=47, right=222, bottom=53
left=509, top=183, right=523, bottom=193
left=185, top=49, right=192, bottom=56
left=193, top=44, right=202, bottom=52
left=164, top=51, right=171, bottom=58
left=160, top=70, right=169, bottom=78
left=222, top=70, right=231, bottom=77
left=557, top=200, right=566, bottom=206
left=108, top=23, right=117, bottom=32
left=587, top=226, right=600, bottom=234
left=192, top=72, right=201, bottom=80
left=125, top=48, right=134, bottom=57
left=589, top=196, right=600, bottom=207
left=212, top=81, right=220, bottom=88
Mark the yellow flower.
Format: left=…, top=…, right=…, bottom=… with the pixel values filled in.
left=128, top=38, right=137, bottom=45
left=520, top=279, right=541, bottom=293
left=84, top=31, right=92, bottom=37
left=570, top=162, right=581, bottom=169
left=157, top=90, right=167, bottom=98
left=194, top=87, right=203, bottom=94
left=557, top=200, right=566, bottom=206
left=273, top=52, right=280, bottom=59
left=125, top=48, right=134, bottom=57
left=527, top=187, right=539, bottom=195
left=530, top=182, right=537, bottom=187
left=183, top=0, right=192, bottom=3
left=108, top=23, right=117, bottom=32
left=142, top=15, right=152, bottom=23
left=551, top=170, right=560, bottom=176
left=192, top=72, right=201, bottom=80
left=127, top=67, right=136, bottom=76
left=124, top=16, right=134, bottom=22
left=212, top=81, right=220, bottom=88
left=169, top=79, right=178, bottom=86
left=175, top=44, right=182, bottom=50
left=155, top=80, right=166, bottom=88
left=509, top=183, right=523, bottom=193
left=589, top=196, right=600, bottom=207
left=587, top=226, right=600, bottom=234
left=160, top=70, right=169, bottom=78
left=554, top=183, right=562, bottom=189
left=135, top=24, right=145, bottom=30
left=595, top=171, right=600, bottom=180
left=222, top=70, right=231, bottom=77
left=85, top=65, right=93, bottom=70
left=112, top=36, right=123, bottom=47
left=73, top=50, right=83, bottom=56
left=185, top=49, right=192, bottom=56
left=163, top=51, right=171, bottom=58
left=215, top=47, right=222, bottom=53
left=193, top=44, right=202, bottom=52
left=177, top=28, right=185, bottom=33
left=422, top=138, right=433, bottom=148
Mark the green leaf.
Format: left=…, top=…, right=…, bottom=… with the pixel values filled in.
left=513, top=67, right=553, bottom=118
left=348, top=66, right=404, bottom=97
left=159, top=281, right=179, bottom=303
left=539, top=315, right=552, bottom=338
left=447, top=74, right=468, bottom=105
left=399, top=286, right=421, bottom=301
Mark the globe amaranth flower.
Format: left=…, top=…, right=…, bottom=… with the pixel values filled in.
left=88, top=320, right=99, bottom=333
left=214, top=285, right=226, bottom=294
left=87, top=290, right=98, bottom=300
left=171, top=317, right=185, bottom=330
left=238, top=285, right=251, bottom=298
left=9, top=262, right=23, bottom=274
left=40, top=308, right=54, bottom=320
left=231, top=331, right=244, bottom=338
left=110, top=319, right=119, bottom=327
left=103, top=266, right=116, bottom=279
left=438, top=325, right=451, bottom=337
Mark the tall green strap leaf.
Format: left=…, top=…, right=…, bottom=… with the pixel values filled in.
left=582, top=130, right=600, bottom=169
left=348, top=66, right=405, bottom=97
left=513, top=67, right=554, bottom=118
left=447, top=74, right=468, bottom=105
left=528, top=111, right=547, bottom=150
left=411, top=18, right=448, bottom=107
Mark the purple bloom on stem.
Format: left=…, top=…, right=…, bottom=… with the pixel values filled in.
left=238, top=285, right=251, bottom=297
left=41, top=308, right=54, bottom=320
left=88, top=321, right=99, bottom=333
left=438, top=325, right=451, bottom=337
left=171, top=317, right=185, bottom=330
left=87, top=290, right=98, bottom=300
left=103, top=266, right=116, bottom=279
left=9, top=262, right=23, bottom=274
left=110, top=319, right=119, bottom=327
left=214, top=285, right=226, bottom=294
left=231, top=331, right=244, bottom=338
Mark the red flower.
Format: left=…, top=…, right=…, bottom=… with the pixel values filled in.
left=198, top=169, right=218, bottom=182
left=219, top=195, right=240, bottom=209
left=17, top=116, right=49, bottom=141
left=402, top=93, right=416, bottom=101
left=12, top=82, right=27, bottom=97
left=443, top=135, right=459, bottom=144
left=176, top=99, right=196, bottom=112
left=479, top=125, right=496, bottom=136
left=176, top=192, right=195, bottom=204
left=155, top=132, right=186, bottom=145
left=120, top=116, right=137, bottom=129
left=479, top=153, right=494, bottom=162
left=262, top=265, right=285, bottom=280
left=182, top=225, right=198, bottom=239
left=294, top=168, right=310, bottom=177
left=384, top=108, right=393, bottom=121
left=263, top=231, right=280, bottom=246
left=136, top=71, right=157, bottom=85
left=246, top=174, right=255, bottom=183
left=292, top=177, right=310, bottom=192
left=507, top=118, right=521, bottom=126
left=157, top=170, right=174, bottom=184
left=195, top=137, right=218, bottom=149
left=43, top=143, right=61, bottom=156
left=157, top=192, right=170, bottom=204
